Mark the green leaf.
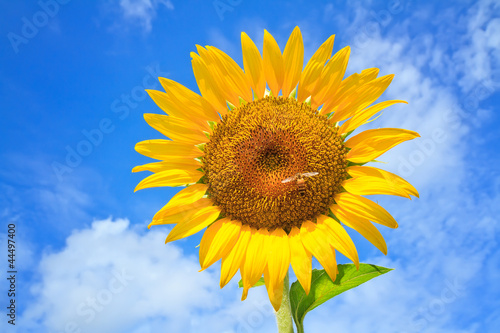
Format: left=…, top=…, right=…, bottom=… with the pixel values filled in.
left=238, top=277, right=265, bottom=288
left=290, top=264, right=392, bottom=333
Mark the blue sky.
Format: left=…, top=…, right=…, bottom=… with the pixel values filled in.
left=1, top=0, right=499, bottom=332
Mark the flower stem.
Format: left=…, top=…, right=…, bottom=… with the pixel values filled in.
left=276, top=271, right=294, bottom=333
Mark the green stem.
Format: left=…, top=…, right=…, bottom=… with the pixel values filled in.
left=275, top=271, right=294, bottom=333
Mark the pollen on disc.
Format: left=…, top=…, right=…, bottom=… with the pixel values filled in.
left=203, top=96, right=348, bottom=231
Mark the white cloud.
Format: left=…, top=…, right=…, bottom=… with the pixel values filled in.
left=20, top=218, right=277, bottom=333
left=118, top=0, right=174, bottom=32
left=454, top=0, right=500, bottom=93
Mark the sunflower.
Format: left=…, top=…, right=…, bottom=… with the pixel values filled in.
left=133, top=27, right=419, bottom=311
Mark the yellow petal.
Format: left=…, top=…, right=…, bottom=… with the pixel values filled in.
left=263, top=228, right=290, bottom=310
left=165, top=202, right=221, bottom=243
left=298, top=34, right=335, bottom=102
left=331, top=204, right=387, bottom=254
left=345, top=166, right=418, bottom=198
left=199, top=218, right=242, bottom=270
left=311, top=46, right=350, bottom=108
left=149, top=197, right=213, bottom=227
left=263, top=30, right=284, bottom=97
left=220, top=225, right=252, bottom=288
left=135, top=139, right=202, bottom=160
left=151, top=184, right=208, bottom=222
left=348, top=165, right=419, bottom=198
left=191, top=52, right=228, bottom=113
left=317, top=215, right=359, bottom=269
left=300, top=221, right=338, bottom=282
left=241, top=228, right=271, bottom=300
left=359, top=68, right=380, bottom=82
left=320, top=72, right=360, bottom=115
left=143, top=113, right=208, bottom=144
left=264, top=265, right=285, bottom=312
left=146, top=89, right=210, bottom=131
left=333, top=192, right=398, bottom=228
left=288, top=227, right=312, bottom=295
left=330, top=74, right=394, bottom=123
left=241, top=32, right=266, bottom=98
left=345, top=128, right=420, bottom=164
left=132, top=159, right=200, bottom=173
left=157, top=78, right=221, bottom=122
left=321, top=67, right=378, bottom=115
left=134, top=168, right=203, bottom=192
left=340, top=100, right=407, bottom=134
left=196, top=46, right=240, bottom=107
left=282, top=26, right=304, bottom=97
left=208, top=46, right=253, bottom=102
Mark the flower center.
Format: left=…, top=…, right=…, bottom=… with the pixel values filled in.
left=203, top=96, right=347, bottom=231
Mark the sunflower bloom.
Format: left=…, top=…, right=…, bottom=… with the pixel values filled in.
left=134, top=27, right=419, bottom=311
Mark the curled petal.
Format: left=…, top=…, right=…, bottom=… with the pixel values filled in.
left=345, top=165, right=419, bottom=198
left=333, top=192, right=398, bottom=228
left=345, top=128, right=420, bottom=164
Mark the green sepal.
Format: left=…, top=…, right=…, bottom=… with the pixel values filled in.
left=341, top=129, right=354, bottom=140
left=238, top=277, right=265, bottom=288
left=195, top=174, right=207, bottom=184
left=346, top=159, right=386, bottom=167
left=288, top=86, right=297, bottom=99
left=238, top=96, right=247, bottom=106
left=264, top=88, right=272, bottom=97
left=196, top=143, right=206, bottom=152
left=290, top=264, right=392, bottom=333
left=227, top=101, right=237, bottom=111
left=304, top=96, right=311, bottom=106
left=203, top=131, right=210, bottom=139
left=327, top=209, right=342, bottom=224
left=252, top=89, right=258, bottom=101
left=207, top=121, right=217, bottom=131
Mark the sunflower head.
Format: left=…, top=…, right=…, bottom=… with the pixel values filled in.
left=134, top=27, right=419, bottom=311
left=204, top=96, right=348, bottom=231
